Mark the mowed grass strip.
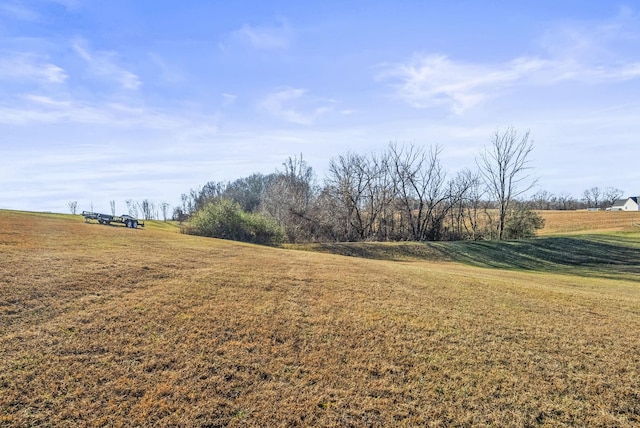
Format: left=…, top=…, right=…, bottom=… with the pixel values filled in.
left=1, top=210, right=639, bottom=426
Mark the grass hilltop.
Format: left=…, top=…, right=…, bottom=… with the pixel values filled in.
left=1, top=209, right=639, bottom=426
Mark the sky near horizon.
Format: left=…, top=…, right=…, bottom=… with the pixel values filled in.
left=1, top=0, right=639, bottom=214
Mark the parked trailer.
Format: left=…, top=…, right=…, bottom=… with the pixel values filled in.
left=82, top=211, right=144, bottom=228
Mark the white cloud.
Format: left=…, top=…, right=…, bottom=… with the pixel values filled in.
left=48, top=0, right=82, bottom=9
left=377, top=54, right=547, bottom=113
left=0, top=53, right=67, bottom=83
left=378, top=9, right=640, bottom=114
left=222, top=93, right=237, bottom=105
left=258, top=87, right=334, bottom=125
left=379, top=53, right=640, bottom=114
left=224, top=21, right=292, bottom=51
left=0, top=1, right=40, bottom=21
left=538, top=7, right=640, bottom=62
left=147, top=52, right=184, bottom=84
left=73, top=39, right=141, bottom=90
left=0, top=94, right=213, bottom=132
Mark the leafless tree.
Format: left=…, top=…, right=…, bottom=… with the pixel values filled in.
left=261, top=155, right=317, bottom=242
left=555, top=192, right=580, bottom=210
left=529, top=190, right=555, bottom=210
left=448, top=169, right=483, bottom=240
left=140, top=199, right=154, bottom=220
left=389, top=142, right=449, bottom=241
left=67, top=201, right=78, bottom=215
left=326, top=152, right=364, bottom=240
left=110, top=200, right=116, bottom=216
left=160, top=202, right=170, bottom=222
left=126, top=199, right=138, bottom=218
left=477, top=127, right=536, bottom=240
left=325, top=152, right=393, bottom=241
left=603, top=187, right=624, bottom=209
left=583, top=187, right=602, bottom=209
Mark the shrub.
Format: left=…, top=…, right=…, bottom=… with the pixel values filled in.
left=504, top=204, right=545, bottom=239
left=188, top=199, right=285, bottom=245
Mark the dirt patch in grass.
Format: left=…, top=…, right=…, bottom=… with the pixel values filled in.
left=1, top=210, right=639, bottom=426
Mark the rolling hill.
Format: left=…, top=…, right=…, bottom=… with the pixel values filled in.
left=1, top=209, right=638, bottom=426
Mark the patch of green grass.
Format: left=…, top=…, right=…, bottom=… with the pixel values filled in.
left=432, top=233, right=640, bottom=281
left=292, top=232, right=640, bottom=282
left=143, top=220, right=181, bottom=233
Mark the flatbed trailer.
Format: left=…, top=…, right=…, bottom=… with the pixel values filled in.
left=82, top=211, right=144, bottom=228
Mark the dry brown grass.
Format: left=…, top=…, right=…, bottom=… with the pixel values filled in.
left=538, top=210, right=640, bottom=235
left=1, top=210, right=639, bottom=426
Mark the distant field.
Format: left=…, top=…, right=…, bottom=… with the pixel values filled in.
left=1, top=210, right=639, bottom=426
left=538, top=209, right=640, bottom=235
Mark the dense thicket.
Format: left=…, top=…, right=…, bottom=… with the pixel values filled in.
left=188, top=199, right=285, bottom=245
left=179, top=141, right=546, bottom=244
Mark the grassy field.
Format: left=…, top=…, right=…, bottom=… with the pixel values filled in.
left=1, top=209, right=639, bottom=426
left=538, top=210, right=640, bottom=235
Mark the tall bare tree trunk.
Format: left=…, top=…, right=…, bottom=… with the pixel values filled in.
left=477, top=127, right=536, bottom=240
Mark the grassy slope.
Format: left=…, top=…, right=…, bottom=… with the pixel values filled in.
left=1, top=210, right=639, bottom=426
left=290, top=211, right=640, bottom=281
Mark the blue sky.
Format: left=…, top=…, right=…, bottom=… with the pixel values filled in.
left=1, top=0, right=639, bottom=214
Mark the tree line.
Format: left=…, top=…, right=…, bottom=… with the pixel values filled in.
left=526, top=187, right=624, bottom=211
left=67, top=199, right=172, bottom=221
left=180, top=127, right=550, bottom=244
left=68, top=127, right=626, bottom=244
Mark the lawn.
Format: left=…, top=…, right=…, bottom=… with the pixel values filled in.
left=1, top=210, right=639, bottom=426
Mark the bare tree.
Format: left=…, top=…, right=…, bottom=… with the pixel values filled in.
left=261, top=155, right=317, bottom=242
left=126, top=199, right=138, bottom=218
left=556, top=192, right=580, bottom=210
left=583, top=187, right=602, bottom=209
left=110, top=200, right=116, bottom=216
left=603, top=187, right=624, bottom=209
left=477, top=127, right=536, bottom=240
left=448, top=169, right=482, bottom=240
left=529, top=190, right=555, bottom=210
left=67, top=201, right=78, bottom=215
left=160, top=202, right=170, bottom=222
left=325, top=152, right=366, bottom=240
left=325, top=152, right=393, bottom=241
left=389, top=142, right=449, bottom=241
left=140, top=199, right=153, bottom=220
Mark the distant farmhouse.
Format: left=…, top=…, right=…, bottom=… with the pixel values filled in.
left=609, top=197, right=639, bottom=211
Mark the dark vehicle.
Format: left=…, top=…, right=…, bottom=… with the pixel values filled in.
left=82, top=211, right=144, bottom=228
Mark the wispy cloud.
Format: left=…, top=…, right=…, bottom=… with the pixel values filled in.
left=377, top=55, right=545, bottom=113
left=147, top=53, right=184, bottom=84
left=222, top=93, right=237, bottom=106
left=538, top=6, right=640, bottom=61
left=0, top=53, right=67, bottom=83
left=258, top=87, right=333, bottom=125
left=378, top=8, right=640, bottom=114
left=73, top=39, right=141, bottom=90
left=0, top=93, right=214, bottom=132
left=0, top=1, right=40, bottom=21
left=223, top=21, right=292, bottom=51
left=48, top=0, right=82, bottom=10
left=378, top=53, right=640, bottom=114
